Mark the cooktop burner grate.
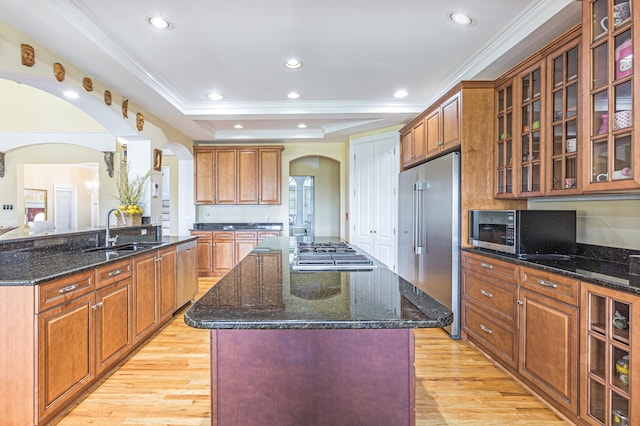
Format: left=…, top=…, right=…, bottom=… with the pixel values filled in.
left=292, top=242, right=376, bottom=271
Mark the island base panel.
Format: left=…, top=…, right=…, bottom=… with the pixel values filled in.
left=211, top=328, right=415, bottom=426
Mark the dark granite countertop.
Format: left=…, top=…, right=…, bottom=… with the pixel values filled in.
left=462, top=246, right=640, bottom=296
left=191, top=222, right=283, bottom=231
left=184, top=237, right=453, bottom=330
left=0, top=235, right=197, bottom=286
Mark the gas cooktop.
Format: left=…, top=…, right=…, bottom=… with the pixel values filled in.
left=292, top=241, right=376, bottom=271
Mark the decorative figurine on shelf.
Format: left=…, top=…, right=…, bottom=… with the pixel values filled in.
left=599, top=113, right=608, bottom=134
left=104, top=90, right=112, bottom=106
left=613, top=310, right=628, bottom=330
left=136, top=112, right=144, bottom=131
left=83, top=77, right=93, bottom=92
left=122, top=99, right=129, bottom=118
left=53, top=62, right=65, bottom=82
left=21, top=44, right=35, bottom=67
left=103, top=151, right=115, bottom=178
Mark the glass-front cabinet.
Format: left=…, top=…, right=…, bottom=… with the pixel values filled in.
left=581, top=282, right=638, bottom=426
left=548, top=40, right=580, bottom=193
left=583, top=0, right=639, bottom=191
left=517, top=64, right=544, bottom=196
left=495, top=82, right=515, bottom=197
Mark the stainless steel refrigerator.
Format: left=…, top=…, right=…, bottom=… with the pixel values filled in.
left=397, top=152, right=460, bottom=339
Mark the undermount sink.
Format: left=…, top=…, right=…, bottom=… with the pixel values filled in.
left=83, top=241, right=164, bottom=253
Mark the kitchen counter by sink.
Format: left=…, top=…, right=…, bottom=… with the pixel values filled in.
left=0, top=235, right=197, bottom=286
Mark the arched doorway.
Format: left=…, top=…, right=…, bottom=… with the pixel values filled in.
left=289, top=156, right=340, bottom=238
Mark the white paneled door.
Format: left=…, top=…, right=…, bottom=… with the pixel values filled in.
left=350, top=131, right=399, bottom=269
left=54, top=185, right=78, bottom=233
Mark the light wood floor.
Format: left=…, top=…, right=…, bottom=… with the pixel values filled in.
left=56, top=278, right=570, bottom=425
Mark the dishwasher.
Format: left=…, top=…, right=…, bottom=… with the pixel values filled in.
left=176, top=240, right=198, bottom=309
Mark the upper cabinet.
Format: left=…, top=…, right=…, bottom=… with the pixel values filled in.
left=194, top=145, right=283, bottom=205
left=582, top=0, right=639, bottom=191
left=400, top=89, right=461, bottom=170
left=495, top=27, right=581, bottom=198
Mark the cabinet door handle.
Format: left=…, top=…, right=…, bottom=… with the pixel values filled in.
left=480, top=262, right=493, bottom=269
left=480, top=289, right=493, bottom=298
left=92, top=302, right=103, bottom=310
left=108, top=269, right=122, bottom=277
left=480, top=324, right=493, bottom=334
left=58, top=283, right=79, bottom=294
left=517, top=300, right=524, bottom=305
left=537, top=279, right=558, bottom=288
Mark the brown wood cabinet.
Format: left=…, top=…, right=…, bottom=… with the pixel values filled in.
left=581, top=0, right=640, bottom=192
left=426, top=93, right=460, bottom=157
left=194, top=145, right=283, bottom=205
left=192, top=229, right=281, bottom=277
left=518, top=266, right=579, bottom=415
left=192, top=231, right=213, bottom=274
left=95, top=259, right=133, bottom=376
left=38, top=290, right=95, bottom=423
left=133, top=251, right=158, bottom=343
left=461, top=251, right=519, bottom=368
left=157, top=246, right=177, bottom=323
left=494, top=25, right=581, bottom=198
left=581, top=282, right=638, bottom=426
left=400, top=119, right=426, bottom=169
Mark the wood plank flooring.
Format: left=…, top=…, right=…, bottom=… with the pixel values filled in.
left=55, top=278, right=571, bottom=425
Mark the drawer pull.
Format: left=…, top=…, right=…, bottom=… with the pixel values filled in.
left=92, top=302, right=103, bottom=310
left=480, top=262, right=493, bottom=269
left=480, top=289, right=493, bottom=298
left=108, top=269, right=122, bottom=277
left=537, top=279, right=558, bottom=289
left=480, top=324, right=493, bottom=334
left=58, top=283, right=79, bottom=294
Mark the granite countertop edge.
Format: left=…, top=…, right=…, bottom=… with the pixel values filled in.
left=184, top=317, right=453, bottom=330
left=192, top=222, right=283, bottom=231
left=461, top=247, right=640, bottom=296
left=0, top=235, right=197, bottom=287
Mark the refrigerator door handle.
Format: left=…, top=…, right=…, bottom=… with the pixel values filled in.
left=414, top=181, right=424, bottom=255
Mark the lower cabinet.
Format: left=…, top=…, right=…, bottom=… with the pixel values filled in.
left=133, top=251, right=159, bottom=343
left=158, top=246, right=177, bottom=323
left=95, top=278, right=132, bottom=375
left=38, top=291, right=95, bottom=423
left=461, top=251, right=590, bottom=423
left=192, top=229, right=282, bottom=277
left=580, top=282, right=638, bottom=426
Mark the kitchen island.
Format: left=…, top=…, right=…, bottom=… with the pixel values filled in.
left=185, top=237, right=453, bottom=426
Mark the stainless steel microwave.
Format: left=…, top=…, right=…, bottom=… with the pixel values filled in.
left=469, top=210, right=576, bottom=255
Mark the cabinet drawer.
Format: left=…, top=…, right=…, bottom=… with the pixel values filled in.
left=96, top=259, right=132, bottom=289
left=461, top=251, right=519, bottom=284
left=520, top=266, right=579, bottom=306
left=38, top=270, right=96, bottom=312
left=462, top=269, right=517, bottom=326
left=462, top=302, right=517, bottom=368
left=235, top=231, right=258, bottom=240
left=258, top=231, right=280, bottom=240
left=191, top=231, right=212, bottom=241
left=213, top=231, right=235, bottom=240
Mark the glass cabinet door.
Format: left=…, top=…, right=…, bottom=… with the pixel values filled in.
left=550, top=44, right=580, bottom=192
left=586, top=0, right=636, bottom=189
left=582, top=282, right=635, bottom=426
left=518, top=66, right=543, bottom=195
left=496, top=84, right=514, bottom=196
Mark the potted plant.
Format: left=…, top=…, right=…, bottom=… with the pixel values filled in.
left=114, top=164, right=150, bottom=226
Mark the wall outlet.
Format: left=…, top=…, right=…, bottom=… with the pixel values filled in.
left=140, top=229, right=148, bottom=236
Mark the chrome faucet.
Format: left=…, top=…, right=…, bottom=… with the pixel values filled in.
left=105, top=208, right=123, bottom=247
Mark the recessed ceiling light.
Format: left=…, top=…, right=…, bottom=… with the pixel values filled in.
left=146, top=16, right=173, bottom=30
left=233, top=124, right=243, bottom=129
left=394, top=90, right=408, bottom=98
left=449, top=12, right=473, bottom=26
left=297, top=123, right=307, bottom=129
left=287, top=91, right=301, bottom=99
left=63, top=90, right=79, bottom=99
left=206, top=92, right=224, bottom=101
left=284, top=58, right=303, bottom=69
